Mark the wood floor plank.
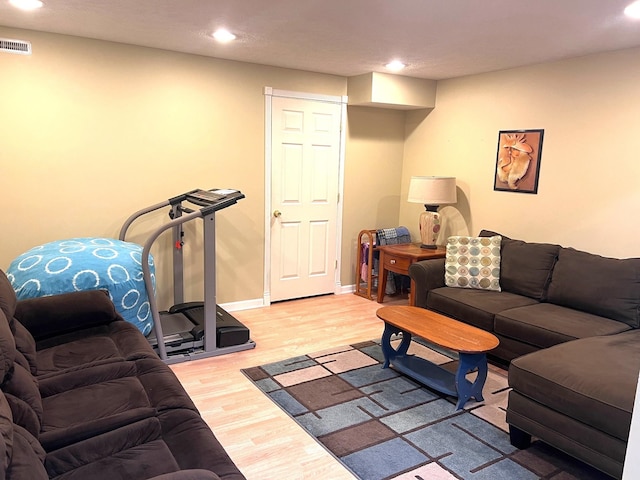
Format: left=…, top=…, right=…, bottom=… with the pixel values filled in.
left=170, top=293, right=407, bottom=480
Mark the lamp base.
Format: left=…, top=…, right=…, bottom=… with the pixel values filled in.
left=418, top=208, right=441, bottom=249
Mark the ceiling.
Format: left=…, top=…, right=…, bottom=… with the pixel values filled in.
left=1, top=0, right=640, bottom=80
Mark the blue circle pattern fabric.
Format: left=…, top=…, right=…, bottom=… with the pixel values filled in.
left=6, top=238, right=156, bottom=336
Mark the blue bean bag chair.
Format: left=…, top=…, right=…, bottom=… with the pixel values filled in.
left=6, top=238, right=156, bottom=336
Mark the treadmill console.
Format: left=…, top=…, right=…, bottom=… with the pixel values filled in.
left=186, top=189, right=245, bottom=214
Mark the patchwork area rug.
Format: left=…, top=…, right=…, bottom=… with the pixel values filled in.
left=242, top=339, right=612, bottom=480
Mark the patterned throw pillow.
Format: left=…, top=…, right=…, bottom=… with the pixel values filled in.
left=445, top=235, right=502, bottom=291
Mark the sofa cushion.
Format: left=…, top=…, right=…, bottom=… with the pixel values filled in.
left=547, top=248, right=640, bottom=328
left=1, top=391, right=14, bottom=472
left=500, top=240, right=560, bottom=300
left=14, top=290, right=121, bottom=342
left=479, top=230, right=560, bottom=300
left=37, top=358, right=196, bottom=412
left=134, top=358, right=199, bottom=412
left=13, top=321, right=38, bottom=376
left=33, top=320, right=156, bottom=379
left=38, top=360, right=140, bottom=398
left=36, top=361, right=152, bottom=449
left=495, top=303, right=632, bottom=349
left=4, top=392, right=41, bottom=441
left=445, top=235, right=501, bottom=291
left=45, top=410, right=245, bottom=480
left=37, top=358, right=199, bottom=451
left=41, top=375, right=150, bottom=433
left=0, top=270, right=17, bottom=325
left=44, top=416, right=181, bottom=480
left=509, top=329, right=640, bottom=441
left=34, top=336, right=126, bottom=377
left=0, top=309, right=16, bottom=382
left=6, top=424, right=48, bottom=480
left=3, top=363, right=44, bottom=438
left=157, top=409, right=245, bottom=479
left=40, top=406, right=157, bottom=452
left=427, top=287, right=538, bottom=331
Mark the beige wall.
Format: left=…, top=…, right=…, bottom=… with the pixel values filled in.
left=0, top=27, right=353, bottom=308
left=3, top=26, right=638, bottom=309
left=0, top=27, right=406, bottom=307
left=341, top=106, right=406, bottom=283
left=400, top=47, right=640, bottom=259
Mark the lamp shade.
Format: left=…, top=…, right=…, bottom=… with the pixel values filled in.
left=407, top=176, right=457, bottom=205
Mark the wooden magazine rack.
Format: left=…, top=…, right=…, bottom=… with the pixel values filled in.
left=354, top=229, right=378, bottom=300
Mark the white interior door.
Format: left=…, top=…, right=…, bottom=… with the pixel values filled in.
left=268, top=92, right=345, bottom=302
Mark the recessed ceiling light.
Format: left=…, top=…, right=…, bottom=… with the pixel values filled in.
left=212, top=29, right=237, bottom=43
left=624, top=0, right=640, bottom=18
left=9, top=0, right=43, bottom=10
left=385, top=60, right=406, bottom=72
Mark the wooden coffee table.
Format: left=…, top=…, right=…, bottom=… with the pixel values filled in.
left=376, top=306, right=500, bottom=410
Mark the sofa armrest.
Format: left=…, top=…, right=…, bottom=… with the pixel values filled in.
left=409, top=258, right=446, bottom=308
left=14, top=289, right=121, bottom=341
left=148, top=470, right=221, bottom=480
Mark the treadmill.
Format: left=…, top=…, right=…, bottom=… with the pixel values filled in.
left=119, top=189, right=256, bottom=364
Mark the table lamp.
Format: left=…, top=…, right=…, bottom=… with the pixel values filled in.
left=407, top=176, right=457, bottom=249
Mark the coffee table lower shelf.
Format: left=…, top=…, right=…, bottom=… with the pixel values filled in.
left=381, top=323, right=489, bottom=410
left=388, top=354, right=458, bottom=397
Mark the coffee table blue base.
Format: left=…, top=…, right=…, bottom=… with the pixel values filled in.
left=381, top=322, right=489, bottom=410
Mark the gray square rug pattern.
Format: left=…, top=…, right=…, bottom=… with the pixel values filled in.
left=242, top=338, right=612, bottom=480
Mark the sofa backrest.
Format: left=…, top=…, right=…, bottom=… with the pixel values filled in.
left=0, top=270, right=17, bottom=334
left=1, top=392, right=48, bottom=479
left=0, top=290, right=43, bottom=442
left=479, top=230, right=560, bottom=300
left=0, top=308, right=16, bottom=385
left=0, top=269, right=48, bottom=478
left=547, top=248, right=640, bottom=328
left=0, top=270, right=38, bottom=379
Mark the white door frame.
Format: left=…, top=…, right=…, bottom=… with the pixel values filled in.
left=263, top=87, right=348, bottom=306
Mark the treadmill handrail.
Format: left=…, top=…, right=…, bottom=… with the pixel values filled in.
left=119, top=199, right=170, bottom=242
left=139, top=209, right=204, bottom=360
left=118, top=189, right=202, bottom=242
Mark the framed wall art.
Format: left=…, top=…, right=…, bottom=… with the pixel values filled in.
left=494, top=129, right=544, bottom=194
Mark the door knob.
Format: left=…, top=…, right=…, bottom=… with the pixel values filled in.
left=273, top=210, right=282, bottom=218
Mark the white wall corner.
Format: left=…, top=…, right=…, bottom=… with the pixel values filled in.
left=347, top=72, right=436, bottom=110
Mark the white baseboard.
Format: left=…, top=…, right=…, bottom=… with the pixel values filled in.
left=339, top=284, right=355, bottom=294
left=222, top=285, right=357, bottom=313
left=219, top=297, right=265, bottom=312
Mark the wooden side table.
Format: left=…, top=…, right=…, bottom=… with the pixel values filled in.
left=376, top=243, right=446, bottom=305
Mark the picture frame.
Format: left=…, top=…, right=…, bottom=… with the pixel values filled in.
left=493, top=129, right=544, bottom=194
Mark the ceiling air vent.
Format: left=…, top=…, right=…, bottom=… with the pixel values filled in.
left=0, top=38, right=32, bottom=55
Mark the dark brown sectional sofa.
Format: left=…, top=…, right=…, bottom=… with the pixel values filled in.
left=409, top=231, right=640, bottom=479
left=0, top=269, right=245, bottom=480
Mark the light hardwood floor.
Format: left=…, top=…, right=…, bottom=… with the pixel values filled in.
left=170, top=293, right=407, bottom=480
